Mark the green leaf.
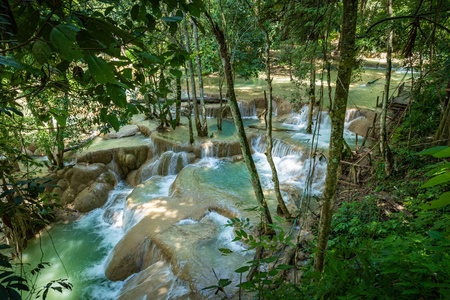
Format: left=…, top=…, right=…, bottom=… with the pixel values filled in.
left=416, top=146, right=448, bottom=156
left=235, top=266, right=250, bottom=273
left=32, top=40, right=52, bottom=64
left=138, top=53, right=162, bottom=64
left=76, top=30, right=103, bottom=56
left=162, top=16, right=183, bottom=22
left=107, top=114, right=120, bottom=131
left=268, top=270, right=279, bottom=276
left=50, top=24, right=83, bottom=61
left=87, top=55, right=115, bottom=84
left=170, top=69, right=183, bottom=78
left=0, top=55, right=41, bottom=75
left=49, top=109, right=67, bottom=127
left=276, top=264, right=293, bottom=270
left=218, top=248, right=233, bottom=255
left=127, top=103, right=138, bottom=114
left=106, top=84, right=127, bottom=108
left=218, top=279, right=232, bottom=287
left=428, top=230, right=444, bottom=240
left=421, top=172, right=450, bottom=188
left=131, top=5, right=140, bottom=21
left=421, top=192, right=450, bottom=210
left=433, top=147, right=450, bottom=158
left=427, top=162, right=450, bottom=176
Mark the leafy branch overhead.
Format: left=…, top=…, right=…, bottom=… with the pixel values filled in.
left=0, top=0, right=204, bottom=130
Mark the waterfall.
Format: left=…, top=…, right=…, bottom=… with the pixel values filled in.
left=237, top=100, right=257, bottom=119
left=140, top=151, right=190, bottom=182
left=251, top=135, right=306, bottom=158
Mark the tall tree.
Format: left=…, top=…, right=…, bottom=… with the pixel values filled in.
left=193, top=20, right=208, bottom=136
left=314, top=0, right=359, bottom=273
left=205, top=10, right=274, bottom=232
left=183, top=16, right=203, bottom=136
left=250, top=0, right=291, bottom=218
left=380, top=0, right=393, bottom=177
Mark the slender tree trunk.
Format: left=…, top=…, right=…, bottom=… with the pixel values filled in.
left=193, top=21, right=208, bottom=137
left=183, top=16, right=202, bottom=136
left=184, top=65, right=195, bottom=145
left=261, top=27, right=291, bottom=219
left=314, top=0, right=358, bottom=273
left=206, top=12, right=273, bottom=231
left=306, top=56, right=316, bottom=134
left=175, top=77, right=182, bottom=126
left=380, top=0, right=393, bottom=177
left=217, top=67, right=224, bottom=131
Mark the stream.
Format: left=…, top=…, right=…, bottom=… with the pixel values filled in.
left=18, top=68, right=403, bottom=299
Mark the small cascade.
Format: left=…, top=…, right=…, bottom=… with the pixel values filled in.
left=251, top=135, right=305, bottom=158
left=140, top=151, right=190, bottom=182
left=201, top=141, right=217, bottom=158
left=345, top=109, right=365, bottom=127
left=237, top=100, right=257, bottom=119
left=123, top=175, right=177, bottom=231
left=204, top=106, right=217, bottom=118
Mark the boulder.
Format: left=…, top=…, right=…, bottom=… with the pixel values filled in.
left=137, top=124, right=152, bottom=137
left=76, top=150, right=113, bottom=165
left=103, top=125, right=139, bottom=139
left=62, top=187, right=77, bottom=205
left=68, top=163, right=109, bottom=192
left=73, top=182, right=114, bottom=213
left=274, top=97, right=293, bottom=116
left=347, top=118, right=372, bottom=137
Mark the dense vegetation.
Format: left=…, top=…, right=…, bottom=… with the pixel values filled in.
left=0, top=0, right=449, bottom=299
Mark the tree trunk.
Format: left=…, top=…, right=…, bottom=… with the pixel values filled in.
left=262, top=27, right=291, bottom=219
left=175, top=77, right=182, bottom=126
left=217, top=67, right=224, bottom=131
left=183, top=16, right=202, bottom=136
left=193, top=21, right=208, bottom=137
left=313, top=0, right=358, bottom=273
left=380, top=0, right=393, bottom=177
left=306, top=56, right=316, bottom=134
left=205, top=12, right=273, bottom=232
left=184, top=65, right=195, bottom=145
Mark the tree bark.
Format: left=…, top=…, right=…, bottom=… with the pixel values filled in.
left=183, top=16, right=202, bottom=136
left=380, top=0, right=393, bottom=177
left=217, top=67, right=224, bottom=131
left=314, top=0, right=358, bottom=273
left=205, top=11, right=273, bottom=231
left=175, top=77, right=181, bottom=126
left=306, top=56, right=316, bottom=134
left=193, top=20, right=208, bottom=137
left=261, top=26, right=291, bottom=219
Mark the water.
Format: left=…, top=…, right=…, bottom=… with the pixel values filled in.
left=21, top=183, right=133, bottom=300
left=20, top=102, right=367, bottom=299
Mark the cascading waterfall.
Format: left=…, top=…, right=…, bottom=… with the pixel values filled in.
left=237, top=100, right=257, bottom=118
left=21, top=104, right=369, bottom=299
left=139, top=151, right=190, bottom=183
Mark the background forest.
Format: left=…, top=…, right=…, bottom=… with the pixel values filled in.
left=0, top=0, right=449, bottom=299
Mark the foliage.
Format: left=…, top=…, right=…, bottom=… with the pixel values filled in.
left=299, top=193, right=450, bottom=299
left=417, top=146, right=450, bottom=209
left=205, top=213, right=295, bottom=298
